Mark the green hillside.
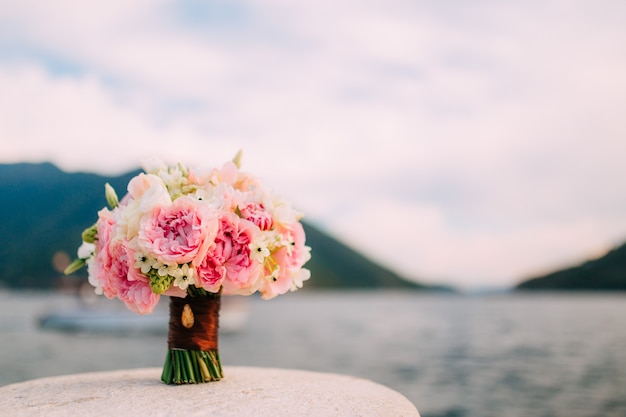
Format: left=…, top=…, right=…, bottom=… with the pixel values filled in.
left=516, top=243, right=626, bottom=290
left=0, top=162, right=433, bottom=291
left=301, top=222, right=426, bottom=289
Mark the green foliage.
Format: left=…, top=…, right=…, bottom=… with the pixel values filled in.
left=300, top=221, right=425, bottom=289
left=63, top=258, right=86, bottom=275
left=81, top=223, right=97, bottom=244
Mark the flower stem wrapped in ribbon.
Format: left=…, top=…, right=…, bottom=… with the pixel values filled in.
left=65, top=152, right=311, bottom=384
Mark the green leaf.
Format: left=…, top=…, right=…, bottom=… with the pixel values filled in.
left=104, top=183, right=119, bottom=209
left=64, top=258, right=86, bottom=275
left=81, top=224, right=98, bottom=243
left=232, top=149, right=243, bottom=168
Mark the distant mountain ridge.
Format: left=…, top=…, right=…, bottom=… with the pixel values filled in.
left=516, top=243, right=626, bottom=290
left=0, top=162, right=434, bottom=291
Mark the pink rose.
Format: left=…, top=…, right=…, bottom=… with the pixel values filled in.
left=238, top=202, right=273, bottom=231
left=138, top=196, right=218, bottom=266
left=196, top=212, right=261, bottom=294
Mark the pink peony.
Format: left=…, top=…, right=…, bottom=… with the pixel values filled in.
left=196, top=212, right=261, bottom=294
left=277, top=222, right=310, bottom=270
left=138, top=196, right=218, bottom=266
left=238, top=202, right=273, bottom=231
left=118, top=173, right=172, bottom=239
left=260, top=247, right=293, bottom=299
left=108, top=242, right=160, bottom=314
left=90, top=228, right=160, bottom=315
left=119, top=280, right=160, bottom=315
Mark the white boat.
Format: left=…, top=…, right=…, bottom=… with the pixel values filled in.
left=38, top=296, right=249, bottom=335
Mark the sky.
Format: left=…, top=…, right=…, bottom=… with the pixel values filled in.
left=1, top=0, right=626, bottom=290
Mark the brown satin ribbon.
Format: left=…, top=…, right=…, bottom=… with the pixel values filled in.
left=168, top=294, right=220, bottom=351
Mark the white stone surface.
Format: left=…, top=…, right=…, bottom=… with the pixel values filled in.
left=0, top=367, right=420, bottom=417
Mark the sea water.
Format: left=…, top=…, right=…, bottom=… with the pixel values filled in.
left=1, top=290, right=625, bottom=417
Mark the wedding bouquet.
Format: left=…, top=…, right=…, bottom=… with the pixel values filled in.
left=65, top=151, right=311, bottom=383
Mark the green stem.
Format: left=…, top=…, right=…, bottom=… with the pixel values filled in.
left=174, top=350, right=182, bottom=384
left=196, top=351, right=210, bottom=382
left=161, top=350, right=172, bottom=384
left=184, top=350, right=196, bottom=383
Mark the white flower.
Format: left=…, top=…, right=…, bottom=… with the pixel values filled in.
left=134, top=251, right=156, bottom=274
left=173, top=264, right=196, bottom=290
left=193, top=186, right=223, bottom=209
left=141, top=157, right=168, bottom=174
left=283, top=232, right=295, bottom=256
left=260, top=230, right=284, bottom=250
left=157, top=164, right=188, bottom=197
left=77, top=242, right=95, bottom=259
left=290, top=268, right=311, bottom=291
left=153, top=261, right=178, bottom=277
left=262, top=191, right=302, bottom=224
left=249, top=234, right=271, bottom=263
left=137, top=176, right=172, bottom=212
left=268, top=265, right=280, bottom=282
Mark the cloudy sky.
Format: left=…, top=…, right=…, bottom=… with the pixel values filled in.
left=2, top=0, right=626, bottom=289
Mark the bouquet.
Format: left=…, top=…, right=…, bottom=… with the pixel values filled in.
left=65, top=151, right=311, bottom=383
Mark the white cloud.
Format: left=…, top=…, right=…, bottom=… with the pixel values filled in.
left=1, top=0, right=626, bottom=288
left=0, top=65, right=233, bottom=174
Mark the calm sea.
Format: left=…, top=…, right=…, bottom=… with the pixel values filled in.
left=1, top=290, right=625, bottom=417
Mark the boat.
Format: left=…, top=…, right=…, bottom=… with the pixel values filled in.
left=38, top=294, right=249, bottom=335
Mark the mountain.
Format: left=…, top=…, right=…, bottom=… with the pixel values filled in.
left=516, top=243, right=626, bottom=290
left=0, top=162, right=141, bottom=288
left=300, top=222, right=427, bottom=289
left=0, top=162, right=433, bottom=291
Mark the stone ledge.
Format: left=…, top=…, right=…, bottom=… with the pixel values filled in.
left=0, top=367, right=420, bottom=417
